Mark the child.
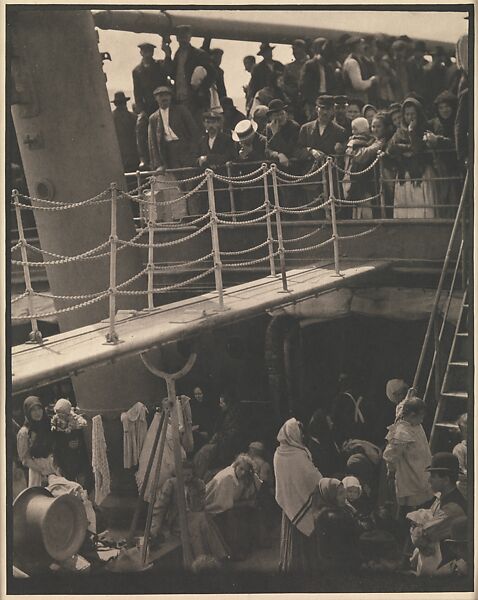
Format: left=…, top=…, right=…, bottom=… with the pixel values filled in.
left=383, top=395, right=434, bottom=520
left=247, top=442, right=273, bottom=490
left=453, top=413, right=467, bottom=498
left=51, top=398, right=87, bottom=434
left=407, top=508, right=445, bottom=576
left=342, top=475, right=362, bottom=512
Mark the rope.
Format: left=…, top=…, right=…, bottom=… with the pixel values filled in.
left=11, top=291, right=29, bottom=304
left=14, top=241, right=111, bottom=266
left=14, top=189, right=112, bottom=210
left=152, top=177, right=208, bottom=206
left=223, top=251, right=280, bottom=268
left=154, top=212, right=211, bottom=228
left=10, top=291, right=109, bottom=320
left=221, top=240, right=271, bottom=256
left=338, top=225, right=382, bottom=240
left=277, top=198, right=332, bottom=214
left=118, top=221, right=211, bottom=248
left=152, top=252, right=214, bottom=271
left=215, top=165, right=264, bottom=181
left=216, top=210, right=275, bottom=225
left=116, top=267, right=149, bottom=290
left=283, top=225, right=328, bottom=243
left=335, top=194, right=381, bottom=205
left=34, top=290, right=106, bottom=301
left=213, top=169, right=273, bottom=186
left=117, top=267, right=215, bottom=295
left=11, top=241, right=22, bottom=252
left=275, top=161, right=327, bottom=180
left=216, top=202, right=269, bottom=218
left=285, top=237, right=334, bottom=253
left=333, top=155, right=381, bottom=176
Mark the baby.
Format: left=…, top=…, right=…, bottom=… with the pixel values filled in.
left=407, top=508, right=447, bottom=576
left=51, top=398, right=87, bottom=434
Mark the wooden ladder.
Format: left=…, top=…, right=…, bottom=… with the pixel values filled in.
left=429, top=286, right=469, bottom=452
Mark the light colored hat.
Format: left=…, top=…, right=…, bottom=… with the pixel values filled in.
left=351, top=117, right=370, bottom=134
left=248, top=441, right=265, bottom=452
left=232, top=119, right=258, bottom=142
left=54, top=398, right=72, bottom=414
left=385, top=379, right=409, bottom=404
left=342, top=475, right=362, bottom=490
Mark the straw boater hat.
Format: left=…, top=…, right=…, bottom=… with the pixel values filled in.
left=232, top=119, right=258, bottom=142
left=13, top=487, right=87, bottom=574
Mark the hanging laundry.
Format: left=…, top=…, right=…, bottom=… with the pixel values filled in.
left=92, top=415, right=110, bottom=506
left=120, top=402, right=148, bottom=469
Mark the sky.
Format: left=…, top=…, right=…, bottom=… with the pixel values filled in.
left=99, top=9, right=468, bottom=112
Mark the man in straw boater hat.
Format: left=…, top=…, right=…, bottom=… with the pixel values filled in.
left=148, top=83, right=200, bottom=172
left=132, top=40, right=173, bottom=169
left=232, top=119, right=266, bottom=163
left=110, top=91, right=139, bottom=174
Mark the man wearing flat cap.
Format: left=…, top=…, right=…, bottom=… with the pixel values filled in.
left=247, top=42, right=284, bottom=114
left=300, top=37, right=339, bottom=121
left=148, top=84, right=200, bottom=172
left=133, top=40, right=173, bottom=168
left=170, top=24, right=215, bottom=123
left=342, top=36, right=378, bottom=104
left=265, top=99, right=300, bottom=167
left=111, top=92, right=139, bottom=173
left=196, top=111, right=235, bottom=169
left=283, top=39, right=309, bottom=123
left=333, top=96, right=352, bottom=137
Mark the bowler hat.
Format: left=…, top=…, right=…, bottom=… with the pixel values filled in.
left=334, top=95, right=348, bottom=106
left=232, top=119, right=258, bottom=142
left=257, top=42, right=275, bottom=56
left=153, top=85, right=173, bottom=95
left=426, top=452, right=459, bottom=475
left=267, top=98, right=288, bottom=117
left=14, top=487, right=87, bottom=573
left=138, top=42, right=156, bottom=50
left=111, top=91, right=130, bottom=105
left=316, top=94, right=334, bottom=108
left=292, top=38, right=306, bottom=48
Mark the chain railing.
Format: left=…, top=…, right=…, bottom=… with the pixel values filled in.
left=12, top=152, right=463, bottom=344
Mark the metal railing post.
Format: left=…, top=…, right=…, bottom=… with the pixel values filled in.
left=226, top=161, right=237, bottom=222
left=378, top=155, right=386, bottom=219
left=271, top=164, right=289, bottom=292
left=106, top=182, right=119, bottom=343
left=327, top=158, right=341, bottom=276
left=262, top=163, right=276, bottom=277
left=135, top=169, right=143, bottom=225
left=147, top=177, right=155, bottom=310
left=206, top=169, right=225, bottom=309
left=13, top=189, right=42, bottom=343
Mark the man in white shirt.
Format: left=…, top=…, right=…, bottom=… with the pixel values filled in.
left=342, top=36, right=378, bottom=103
left=148, top=85, right=200, bottom=171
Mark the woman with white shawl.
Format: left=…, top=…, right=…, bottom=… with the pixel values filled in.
left=274, top=418, right=323, bottom=573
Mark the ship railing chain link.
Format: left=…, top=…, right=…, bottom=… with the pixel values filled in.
left=213, top=169, right=273, bottom=186
left=14, top=189, right=112, bottom=210
left=285, top=237, right=335, bottom=254
left=332, top=154, right=382, bottom=177
left=283, top=224, right=328, bottom=244
left=118, top=221, right=211, bottom=248
left=223, top=250, right=281, bottom=268
left=216, top=201, right=269, bottom=218
left=214, top=165, right=264, bottom=181
left=153, top=211, right=211, bottom=228
left=337, top=225, right=382, bottom=240
left=275, top=160, right=328, bottom=181
left=221, top=240, right=271, bottom=256
left=335, top=193, right=381, bottom=205
left=117, top=267, right=215, bottom=296
left=152, top=252, right=214, bottom=271
left=11, top=291, right=29, bottom=304
left=277, top=198, right=332, bottom=214
left=216, top=210, right=276, bottom=226
left=11, top=291, right=110, bottom=321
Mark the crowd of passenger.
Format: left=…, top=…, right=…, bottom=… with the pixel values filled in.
left=111, top=27, right=469, bottom=219
left=15, top=376, right=468, bottom=577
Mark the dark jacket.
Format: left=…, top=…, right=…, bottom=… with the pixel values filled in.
left=265, top=119, right=300, bottom=160
left=148, top=104, right=200, bottom=169
left=248, top=59, right=284, bottom=102
left=171, top=45, right=214, bottom=110
left=222, top=107, right=246, bottom=134
left=211, top=65, right=227, bottom=100
left=196, top=132, right=236, bottom=168
left=334, top=115, right=352, bottom=138
left=112, top=107, right=139, bottom=171
left=300, top=56, right=338, bottom=105
left=295, top=119, right=347, bottom=162
left=235, top=133, right=267, bottom=163
left=132, top=60, right=172, bottom=115
left=406, top=56, right=428, bottom=99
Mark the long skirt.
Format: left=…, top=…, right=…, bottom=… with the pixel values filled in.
left=393, top=167, right=437, bottom=219
left=187, top=511, right=230, bottom=562
left=279, top=511, right=318, bottom=573
left=213, top=507, right=257, bottom=560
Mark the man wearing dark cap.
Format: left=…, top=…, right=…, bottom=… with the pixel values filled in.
left=133, top=40, right=173, bottom=168
left=170, top=24, right=214, bottom=123
left=265, top=99, right=300, bottom=166
left=247, top=42, right=284, bottom=114
left=148, top=84, right=200, bottom=171
left=209, top=48, right=227, bottom=100
left=342, top=36, right=378, bottom=104
left=300, top=37, right=339, bottom=121
left=412, top=452, right=468, bottom=567
left=196, top=111, right=235, bottom=169
left=111, top=92, right=139, bottom=174
left=334, top=96, right=352, bottom=137
left=296, top=94, right=347, bottom=162
left=283, top=39, right=309, bottom=123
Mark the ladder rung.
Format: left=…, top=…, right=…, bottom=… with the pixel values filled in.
left=456, top=332, right=469, bottom=337
left=442, top=391, right=468, bottom=399
left=449, top=361, right=468, bottom=367
left=463, top=304, right=469, bottom=309
left=435, top=422, right=460, bottom=430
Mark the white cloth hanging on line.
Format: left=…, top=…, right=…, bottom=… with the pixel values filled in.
left=92, top=415, right=111, bottom=506
left=121, top=402, right=148, bottom=469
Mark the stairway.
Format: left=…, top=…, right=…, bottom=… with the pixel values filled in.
left=429, top=285, right=469, bottom=453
